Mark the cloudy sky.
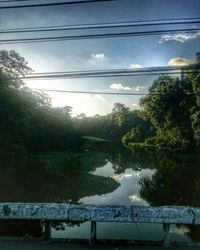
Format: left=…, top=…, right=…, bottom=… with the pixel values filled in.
left=0, top=0, right=200, bottom=116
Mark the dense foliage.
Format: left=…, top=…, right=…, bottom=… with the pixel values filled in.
left=139, top=74, right=200, bottom=150
left=0, top=50, right=80, bottom=154
left=75, top=102, right=153, bottom=143
left=1, top=50, right=200, bottom=153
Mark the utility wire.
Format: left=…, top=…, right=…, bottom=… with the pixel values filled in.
left=31, top=88, right=148, bottom=95
left=25, top=88, right=196, bottom=96
left=21, top=65, right=200, bottom=80
left=26, top=65, right=200, bottom=75
left=0, top=18, right=199, bottom=34
left=1, top=28, right=199, bottom=44
left=1, top=16, right=199, bottom=28
left=23, top=71, right=200, bottom=80
left=0, top=0, right=118, bottom=9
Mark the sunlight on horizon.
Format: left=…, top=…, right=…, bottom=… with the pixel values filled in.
left=25, top=79, right=144, bottom=116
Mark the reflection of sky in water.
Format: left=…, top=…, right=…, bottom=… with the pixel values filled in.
left=54, top=160, right=193, bottom=243
left=79, top=161, right=155, bottom=206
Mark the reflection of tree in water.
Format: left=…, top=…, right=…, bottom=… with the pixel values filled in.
left=139, top=151, right=200, bottom=243
left=105, top=145, right=155, bottom=174
left=0, top=152, right=119, bottom=203
left=139, top=152, right=200, bottom=206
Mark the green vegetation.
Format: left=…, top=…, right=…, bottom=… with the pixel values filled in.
left=76, top=103, right=153, bottom=145
left=0, top=50, right=81, bottom=155
left=139, top=74, right=200, bottom=151
left=2, top=49, right=200, bottom=231
left=127, top=142, right=156, bottom=151
left=1, top=49, right=200, bottom=156
left=83, top=136, right=109, bottom=142
left=75, top=73, right=200, bottom=152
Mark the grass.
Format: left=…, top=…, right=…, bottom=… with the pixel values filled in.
left=83, top=136, right=109, bottom=142
left=82, top=136, right=110, bottom=151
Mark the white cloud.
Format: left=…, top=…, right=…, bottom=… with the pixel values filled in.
left=91, top=53, right=105, bottom=59
left=80, top=169, right=155, bottom=206
left=159, top=31, right=200, bottom=43
left=110, top=83, right=132, bottom=91
left=129, top=64, right=144, bottom=69
left=110, top=83, right=146, bottom=92
left=88, top=53, right=106, bottom=65
left=168, top=57, right=192, bottom=66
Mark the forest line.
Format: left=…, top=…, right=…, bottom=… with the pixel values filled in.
left=0, top=50, right=200, bottom=155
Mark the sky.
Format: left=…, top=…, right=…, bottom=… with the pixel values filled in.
left=0, top=0, right=200, bottom=116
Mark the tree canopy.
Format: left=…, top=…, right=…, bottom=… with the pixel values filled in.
left=138, top=73, right=200, bottom=151
left=0, top=50, right=80, bottom=154
left=0, top=50, right=32, bottom=88
left=1, top=49, right=200, bottom=154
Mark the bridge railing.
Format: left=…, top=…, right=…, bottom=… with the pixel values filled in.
left=0, top=203, right=200, bottom=246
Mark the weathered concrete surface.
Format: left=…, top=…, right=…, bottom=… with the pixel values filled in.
left=132, top=207, right=194, bottom=224
left=64, top=205, right=196, bottom=224
left=69, top=205, right=132, bottom=222
left=0, top=240, right=198, bottom=250
left=0, top=203, right=70, bottom=220
left=192, top=208, right=200, bottom=225
left=0, top=203, right=198, bottom=224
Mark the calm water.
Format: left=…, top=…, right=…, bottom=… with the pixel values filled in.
left=1, top=144, right=200, bottom=243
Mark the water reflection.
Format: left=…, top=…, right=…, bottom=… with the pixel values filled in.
left=80, top=167, right=154, bottom=206
left=137, top=150, right=200, bottom=243
left=1, top=146, right=200, bottom=242
left=139, top=151, right=200, bottom=207
left=0, top=152, right=119, bottom=203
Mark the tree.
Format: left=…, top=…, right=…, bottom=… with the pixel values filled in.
left=111, top=103, right=130, bottom=126
left=140, top=75, right=198, bottom=150
left=189, top=72, right=200, bottom=145
left=0, top=50, right=32, bottom=76
left=0, top=50, right=80, bottom=154
left=0, top=50, right=33, bottom=88
left=122, top=127, right=144, bottom=145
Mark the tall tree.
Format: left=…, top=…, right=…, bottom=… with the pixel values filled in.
left=140, top=75, right=198, bottom=150
left=0, top=50, right=32, bottom=88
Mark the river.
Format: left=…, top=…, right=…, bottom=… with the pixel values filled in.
left=0, top=143, right=200, bottom=243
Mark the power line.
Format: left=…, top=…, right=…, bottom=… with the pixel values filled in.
left=0, top=18, right=199, bottom=34
left=32, top=88, right=148, bottom=95
left=28, top=65, right=200, bottom=74
left=1, top=28, right=199, bottom=44
left=0, top=86, right=197, bottom=97
left=23, top=72, right=198, bottom=80
left=0, top=0, right=118, bottom=9
left=26, top=88, right=196, bottom=96
left=21, top=65, right=200, bottom=80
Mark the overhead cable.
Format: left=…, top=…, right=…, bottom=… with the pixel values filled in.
left=0, top=28, right=199, bottom=44
left=29, top=88, right=196, bottom=96
left=0, top=18, right=200, bottom=34
left=23, top=72, right=199, bottom=80
left=0, top=0, right=118, bottom=9
left=21, top=65, right=200, bottom=80
left=32, top=88, right=148, bottom=95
